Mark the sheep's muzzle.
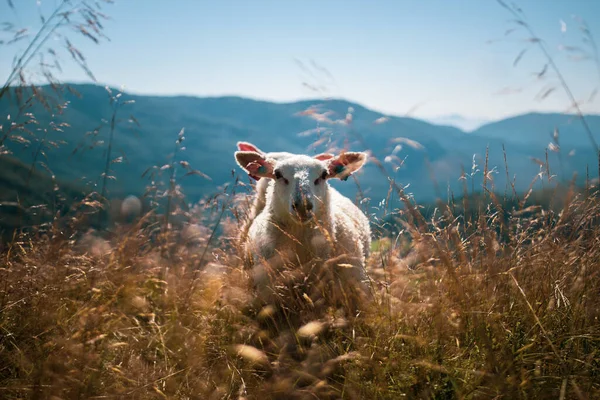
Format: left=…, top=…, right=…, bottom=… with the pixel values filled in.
left=292, top=197, right=314, bottom=223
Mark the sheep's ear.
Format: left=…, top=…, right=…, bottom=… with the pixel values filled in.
left=314, top=153, right=334, bottom=161
left=326, top=152, right=367, bottom=181
left=235, top=151, right=276, bottom=179
left=237, top=141, right=264, bottom=154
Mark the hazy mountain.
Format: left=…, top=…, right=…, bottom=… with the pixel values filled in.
left=1, top=84, right=599, bottom=213
left=472, top=112, right=600, bottom=148
left=426, top=114, right=491, bottom=132
left=0, top=156, right=85, bottom=236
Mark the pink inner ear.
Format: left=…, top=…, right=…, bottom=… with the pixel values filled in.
left=314, top=153, right=334, bottom=161
left=238, top=143, right=260, bottom=152
left=245, top=161, right=262, bottom=175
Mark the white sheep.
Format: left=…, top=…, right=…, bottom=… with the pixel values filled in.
left=234, top=148, right=372, bottom=302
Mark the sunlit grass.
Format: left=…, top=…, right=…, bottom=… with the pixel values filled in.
left=1, top=180, right=599, bottom=399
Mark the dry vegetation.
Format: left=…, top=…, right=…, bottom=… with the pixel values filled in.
left=1, top=174, right=599, bottom=399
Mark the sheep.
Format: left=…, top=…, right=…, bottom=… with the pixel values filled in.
left=235, top=141, right=333, bottom=245
left=234, top=148, right=372, bottom=304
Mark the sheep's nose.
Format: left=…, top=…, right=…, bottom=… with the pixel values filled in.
left=296, top=199, right=313, bottom=211
left=293, top=198, right=313, bottom=220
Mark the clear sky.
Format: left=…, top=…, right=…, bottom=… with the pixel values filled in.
left=1, top=0, right=600, bottom=121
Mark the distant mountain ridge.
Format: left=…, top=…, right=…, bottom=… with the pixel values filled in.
left=425, top=114, right=492, bottom=132
left=1, top=84, right=599, bottom=210
left=474, top=112, right=600, bottom=147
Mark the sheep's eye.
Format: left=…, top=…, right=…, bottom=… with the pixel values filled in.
left=274, top=170, right=289, bottom=184
left=314, top=171, right=328, bottom=185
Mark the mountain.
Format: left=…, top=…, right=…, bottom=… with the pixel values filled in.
left=472, top=112, right=600, bottom=148
left=1, top=84, right=599, bottom=214
left=426, top=114, right=491, bottom=132
left=0, top=156, right=85, bottom=236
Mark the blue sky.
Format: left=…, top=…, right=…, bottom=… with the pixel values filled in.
left=1, top=0, right=600, bottom=121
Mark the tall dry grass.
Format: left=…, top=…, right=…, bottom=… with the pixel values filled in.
left=1, top=175, right=599, bottom=399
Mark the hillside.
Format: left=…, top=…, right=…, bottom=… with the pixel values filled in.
left=1, top=84, right=599, bottom=209
left=473, top=112, right=600, bottom=147
left=0, top=156, right=85, bottom=238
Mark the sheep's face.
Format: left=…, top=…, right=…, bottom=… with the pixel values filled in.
left=270, top=155, right=329, bottom=223
left=236, top=141, right=330, bottom=181
left=235, top=150, right=367, bottom=224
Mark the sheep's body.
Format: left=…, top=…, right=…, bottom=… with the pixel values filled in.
left=246, top=185, right=371, bottom=267
left=328, top=187, right=371, bottom=261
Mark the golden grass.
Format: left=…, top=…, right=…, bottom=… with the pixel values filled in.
left=1, top=183, right=599, bottom=399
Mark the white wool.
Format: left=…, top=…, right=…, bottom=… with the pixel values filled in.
left=238, top=151, right=294, bottom=246
left=246, top=185, right=370, bottom=263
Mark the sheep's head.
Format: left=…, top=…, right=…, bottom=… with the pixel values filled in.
left=236, top=141, right=332, bottom=181
left=235, top=150, right=367, bottom=224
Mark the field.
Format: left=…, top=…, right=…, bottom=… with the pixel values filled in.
left=1, top=176, right=599, bottom=399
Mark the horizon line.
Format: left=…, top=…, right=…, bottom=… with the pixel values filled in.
left=11, top=80, right=600, bottom=125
